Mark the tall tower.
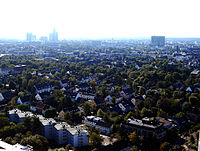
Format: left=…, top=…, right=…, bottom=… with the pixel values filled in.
left=26, top=33, right=36, bottom=41
left=26, top=33, right=32, bottom=41
left=49, top=28, right=58, bottom=41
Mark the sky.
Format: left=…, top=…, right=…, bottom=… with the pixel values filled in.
left=0, top=0, right=200, bottom=40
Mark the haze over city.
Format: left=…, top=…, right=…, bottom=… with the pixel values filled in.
left=0, top=0, right=200, bottom=40
left=1, top=0, right=200, bottom=150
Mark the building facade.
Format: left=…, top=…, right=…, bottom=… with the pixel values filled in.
left=123, top=117, right=166, bottom=141
left=8, top=109, right=89, bottom=148
left=84, top=116, right=112, bottom=134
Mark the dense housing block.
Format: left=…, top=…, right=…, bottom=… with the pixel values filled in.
left=8, top=109, right=89, bottom=148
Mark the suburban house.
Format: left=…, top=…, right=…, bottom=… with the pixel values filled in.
left=75, top=92, right=95, bottom=101
left=60, top=79, right=69, bottom=88
left=35, top=94, right=43, bottom=101
left=34, top=82, right=56, bottom=94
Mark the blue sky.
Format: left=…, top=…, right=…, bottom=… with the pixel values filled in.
left=0, top=0, right=200, bottom=40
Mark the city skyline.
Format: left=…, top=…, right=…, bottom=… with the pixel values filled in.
left=0, top=0, right=200, bottom=40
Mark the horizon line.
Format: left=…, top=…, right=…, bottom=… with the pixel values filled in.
left=1, top=36, right=200, bottom=41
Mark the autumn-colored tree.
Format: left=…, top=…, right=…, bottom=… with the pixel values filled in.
left=128, top=131, right=138, bottom=144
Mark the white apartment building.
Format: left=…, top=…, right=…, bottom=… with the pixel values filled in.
left=53, top=122, right=89, bottom=147
left=9, top=109, right=34, bottom=123
left=40, top=118, right=56, bottom=139
left=8, top=109, right=89, bottom=148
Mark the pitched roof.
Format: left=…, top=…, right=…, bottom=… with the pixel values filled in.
left=0, top=93, right=4, bottom=102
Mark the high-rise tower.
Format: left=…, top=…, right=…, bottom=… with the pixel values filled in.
left=26, top=33, right=36, bottom=41
left=49, top=28, right=58, bottom=41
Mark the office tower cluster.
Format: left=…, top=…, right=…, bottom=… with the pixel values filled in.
left=151, top=36, right=165, bottom=46
left=26, top=29, right=58, bottom=42
left=49, top=28, right=58, bottom=41
left=26, top=33, right=36, bottom=41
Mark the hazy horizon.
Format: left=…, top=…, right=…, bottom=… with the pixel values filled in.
left=0, top=0, right=200, bottom=40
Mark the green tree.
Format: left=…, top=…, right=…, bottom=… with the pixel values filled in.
left=139, top=86, right=146, bottom=95
left=64, top=111, right=72, bottom=121
left=182, top=102, right=192, bottom=112
left=69, top=76, right=77, bottom=84
left=124, top=111, right=133, bottom=121
left=20, top=134, right=48, bottom=151
left=1, top=63, right=8, bottom=69
left=103, top=113, right=111, bottom=123
left=89, top=132, right=103, bottom=149
left=157, top=109, right=166, bottom=117
left=160, top=142, right=171, bottom=151
left=27, top=79, right=34, bottom=92
left=18, top=92, right=25, bottom=98
left=141, top=107, right=152, bottom=117
left=44, top=108, right=56, bottom=118
left=17, top=104, right=30, bottom=111
left=23, top=117, right=42, bottom=133
left=189, top=95, right=199, bottom=106
left=4, top=136, right=15, bottom=145
left=89, top=80, right=97, bottom=87
left=83, top=102, right=96, bottom=116
left=190, top=134, right=195, bottom=144
left=65, top=144, right=72, bottom=151
left=22, top=78, right=27, bottom=90
left=0, top=117, right=10, bottom=128
left=130, top=145, right=139, bottom=151
left=97, top=108, right=104, bottom=117
left=175, top=112, right=185, bottom=118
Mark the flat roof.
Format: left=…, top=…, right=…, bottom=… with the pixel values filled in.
left=127, top=118, right=163, bottom=129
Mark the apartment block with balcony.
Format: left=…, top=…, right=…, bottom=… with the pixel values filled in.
left=122, top=117, right=166, bottom=141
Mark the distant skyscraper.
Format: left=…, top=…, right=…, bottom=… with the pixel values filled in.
left=49, top=28, right=58, bottom=41
left=26, top=33, right=32, bottom=41
left=26, top=33, right=36, bottom=41
left=151, top=36, right=165, bottom=46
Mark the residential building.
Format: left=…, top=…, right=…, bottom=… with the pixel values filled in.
left=9, top=109, right=34, bottom=123
left=34, top=82, right=55, bottom=94
left=75, top=92, right=95, bottom=101
left=53, top=122, right=89, bottom=147
left=60, top=79, right=69, bottom=88
left=84, top=116, right=112, bottom=134
left=8, top=109, right=89, bottom=148
left=40, top=118, right=56, bottom=139
left=122, top=117, right=166, bottom=141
